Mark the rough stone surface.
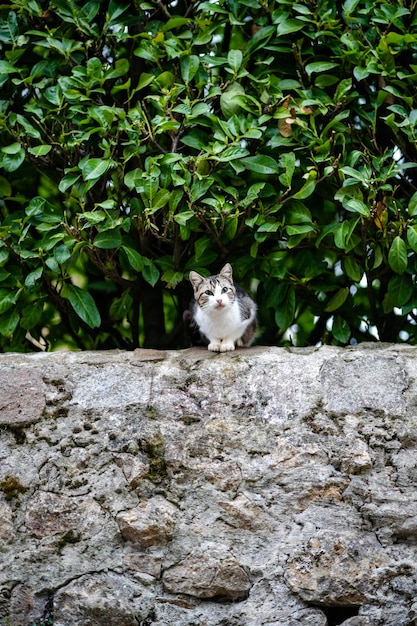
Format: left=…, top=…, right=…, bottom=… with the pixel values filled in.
left=0, top=345, right=417, bottom=625
left=0, top=368, right=46, bottom=425
left=162, top=552, right=252, bottom=600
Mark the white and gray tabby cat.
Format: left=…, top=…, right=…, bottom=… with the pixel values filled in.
left=185, top=263, right=257, bottom=352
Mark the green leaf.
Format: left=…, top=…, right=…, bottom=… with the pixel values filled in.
left=28, top=145, right=52, bottom=157
left=293, top=178, right=316, bottom=200
left=1, top=148, right=25, bottom=172
left=169, top=189, right=184, bottom=212
left=59, top=172, right=81, bottom=192
left=286, top=201, right=312, bottom=224
left=224, top=215, right=238, bottom=240
left=335, top=78, right=352, bottom=102
left=190, top=178, right=213, bottom=202
left=343, top=256, right=362, bottom=282
left=46, top=257, right=59, bottom=273
left=343, top=0, right=361, bottom=11
left=174, top=210, right=194, bottom=226
left=110, top=289, right=133, bottom=321
left=332, top=316, right=351, bottom=343
left=162, top=269, right=184, bottom=288
left=340, top=166, right=368, bottom=183
left=149, top=189, right=170, bottom=210
left=25, top=267, right=43, bottom=288
left=387, top=274, right=413, bottom=307
left=105, top=58, right=129, bottom=80
left=408, top=191, right=417, bottom=216
left=0, top=308, right=19, bottom=337
left=388, top=236, right=408, bottom=274
left=407, top=225, right=417, bottom=252
left=96, top=199, right=116, bottom=210
left=274, top=286, right=295, bottom=331
left=0, top=60, right=20, bottom=75
left=26, top=195, right=59, bottom=217
left=81, top=158, right=111, bottom=181
left=194, top=236, right=212, bottom=262
left=80, top=210, right=106, bottom=225
left=279, top=152, right=295, bottom=188
left=258, top=221, right=280, bottom=233
left=124, top=168, right=143, bottom=190
left=286, top=223, right=315, bottom=236
left=65, top=284, right=101, bottom=328
left=180, top=130, right=206, bottom=149
left=227, top=49, right=243, bottom=72
left=180, top=55, right=200, bottom=83
left=220, top=82, right=245, bottom=118
left=21, top=300, right=44, bottom=330
left=241, top=155, right=279, bottom=175
left=342, top=198, right=370, bottom=217
left=0, top=289, right=18, bottom=314
left=216, top=146, right=249, bottom=162
left=277, top=19, right=305, bottom=35
left=353, top=66, right=371, bottom=81
left=162, top=17, right=191, bottom=31
left=1, top=142, right=22, bottom=154
left=333, top=219, right=360, bottom=250
left=142, top=261, right=160, bottom=287
left=305, top=61, right=339, bottom=76
left=324, top=287, right=349, bottom=312
left=93, top=230, right=122, bottom=249
left=240, top=183, right=266, bottom=209
left=371, top=245, right=384, bottom=270
left=122, top=246, right=144, bottom=271
left=54, top=244, right=72, bottom=263
left=0, top=245, right=8, bottom=264
left=137, top=72, right=154, bottom=89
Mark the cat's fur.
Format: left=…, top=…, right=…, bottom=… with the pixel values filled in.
left=185, top=263, right=257, bottom=352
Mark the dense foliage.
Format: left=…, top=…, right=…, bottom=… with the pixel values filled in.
left=1, top=0, right=417, bottom=350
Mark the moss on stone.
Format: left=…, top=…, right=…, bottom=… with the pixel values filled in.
left=0, top=475, right=27, bottom=500
left=139, top=436, right=168, bottom=484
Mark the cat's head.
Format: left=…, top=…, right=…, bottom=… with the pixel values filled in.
left=189, top=263, right=235, bottom=312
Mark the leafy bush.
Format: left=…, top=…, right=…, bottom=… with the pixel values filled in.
left=1, top=0, right=417, bottom=350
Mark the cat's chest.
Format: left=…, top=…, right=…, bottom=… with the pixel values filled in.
left=195, top=302, right=241, bottom=335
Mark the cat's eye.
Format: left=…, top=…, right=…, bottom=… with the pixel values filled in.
left=221, top=287, right=228, bottom=293
left=205, top=290, right=213, bottom=296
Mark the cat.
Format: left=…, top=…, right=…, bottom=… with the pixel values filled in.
left=184, top=263, right=257, bottom=352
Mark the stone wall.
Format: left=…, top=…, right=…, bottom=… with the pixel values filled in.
left=1, top=344, right=417, bottom=626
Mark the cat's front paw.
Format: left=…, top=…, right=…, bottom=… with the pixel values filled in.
left=208, top=341, right=222, bottom=352
left=207, top=340, right=235, bottom=352
left=220, top=341, right=235, bottom=352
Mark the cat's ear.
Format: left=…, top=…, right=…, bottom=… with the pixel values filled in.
left=189, top=271, right=204, bottom=290
left=219, top=263, right=233, bottom=282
